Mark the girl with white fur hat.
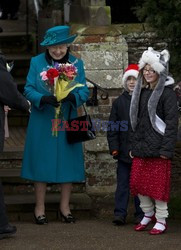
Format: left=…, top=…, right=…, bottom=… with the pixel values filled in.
left=129, top=47, right=178, bottom=235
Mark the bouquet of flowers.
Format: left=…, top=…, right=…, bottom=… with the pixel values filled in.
left=40, top=63, right=84, bottom=136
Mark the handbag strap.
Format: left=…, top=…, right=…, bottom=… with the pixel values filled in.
left=68, top=103, right=87, bottom=120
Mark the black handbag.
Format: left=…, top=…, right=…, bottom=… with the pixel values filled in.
left=66, top=104, right=96, bottom=144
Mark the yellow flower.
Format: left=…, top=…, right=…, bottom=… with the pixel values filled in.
left=55, top=78, right=83, bottom=102
left=52, top=78, right=84, bottom=137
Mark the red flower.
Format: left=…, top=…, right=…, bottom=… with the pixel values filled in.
left=66, top=70, right=76, bottom=80
left=47, top=68, right=59, bottom=85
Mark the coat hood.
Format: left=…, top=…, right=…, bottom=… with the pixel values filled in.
left=130, top=74, right=174, bottom=135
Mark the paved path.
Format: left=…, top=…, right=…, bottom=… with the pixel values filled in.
left=1, top=219, right=181, bottom=250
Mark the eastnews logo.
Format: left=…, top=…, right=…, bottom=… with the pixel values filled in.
left=51, top=119, right=128, bottom=132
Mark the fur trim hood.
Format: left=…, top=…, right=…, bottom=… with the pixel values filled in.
left=130, top=75, right=174, bottom=135
left=130, top=47, right=173, bottom=135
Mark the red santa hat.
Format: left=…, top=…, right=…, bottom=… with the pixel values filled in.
left=122, top=64, right=139, bottom=90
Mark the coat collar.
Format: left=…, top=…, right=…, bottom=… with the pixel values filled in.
left=45, top=48, right=70, bottom=65
left=45, top=49, right=78, bottom=67
left=123, top=91, right=132, bottom=100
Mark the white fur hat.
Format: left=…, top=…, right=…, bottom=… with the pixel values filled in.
left=139, top=47, right=170, bottom=74
left=130, top=47, right=173, bottom=136
left=122, top=64, right=139, bottom=90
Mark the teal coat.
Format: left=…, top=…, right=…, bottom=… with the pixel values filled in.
left=21, top=53, right=89, bottom=183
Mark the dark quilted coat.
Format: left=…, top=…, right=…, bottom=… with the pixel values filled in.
left=0, top=53, right=29, bottom=151
left=107, top=91, right=132, bottom=164
left=130, top=86, right=178, bottom=159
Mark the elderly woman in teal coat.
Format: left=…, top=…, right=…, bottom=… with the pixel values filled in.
left=21, top=26, right=89, bottom=224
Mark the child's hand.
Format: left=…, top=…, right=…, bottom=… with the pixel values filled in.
left=160, top=155, right=169, bottom=159
left=111, top=150, right=119, bottom=156
left=4, top=106, right=11, bottom=113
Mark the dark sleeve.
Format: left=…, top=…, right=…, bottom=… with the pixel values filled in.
left=0, top=56, right=29, bottom=111
left=159, top=89, right=178, bottom=158
left=128, top=126, right=134, bottom=153
left=107, top=99, right=120, bottom=154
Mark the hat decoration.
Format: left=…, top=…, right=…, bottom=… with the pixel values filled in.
left=138, top=47, right=170, bottom=74
left=122, top=64, right=139, bottom=90
left=40, top=25, right=77, bottom=47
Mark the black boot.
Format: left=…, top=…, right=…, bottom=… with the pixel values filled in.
left=0, top=224, right=17, bottom=240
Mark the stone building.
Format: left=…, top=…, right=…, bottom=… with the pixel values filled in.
left=0, top=0, right=180, bottom=219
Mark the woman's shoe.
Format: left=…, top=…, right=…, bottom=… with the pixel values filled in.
left=134, top=214, right=156, bottom=231
left=59, top=211, right=76, bottom=223
left=34, top=214, right=48, bottom=225
left=149, top=222, right=167, bottom=235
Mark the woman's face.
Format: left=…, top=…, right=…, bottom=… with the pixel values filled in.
left=48, top=44, right=68, bottom=60
left=143, top=64, right=159, bottom=83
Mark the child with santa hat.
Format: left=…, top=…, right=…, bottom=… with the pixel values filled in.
left=107, top=64, right=143, bottom=225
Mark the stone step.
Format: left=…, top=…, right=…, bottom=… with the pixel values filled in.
left=6, top=53, right=32, bottom=61
left=0, top=168, right=21, bottom=177
left=0, top=151, right=86, bottom=195
left=2, top=127, right=26, bottom=152
left=0, top=32, right=29, bottom=36
left=5, top=193, right=91, bottom=207
left=0, top=19, right=35, bottom=33
left=7, top=110, right=29, bottom=126
left=0, top=164, right=85, bottom=192
left=0, top=32, right=33, bottom=53
left=2, top=182, right=85, bottom=194
left=2, top=175, right=86, bottom=194
left=14, top=77, right=26, bottom=86
left=4, top=193, right=92, bottom=221
left=0, top=151, right=23, bottom=159
left=6, top=54, right=32, bottom=77
left=14, top=78, right=26, bottom=94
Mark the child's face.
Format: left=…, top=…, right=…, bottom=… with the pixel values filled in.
left=127, top=76, right=136, bottom=92
left=143, top=64, right=159, bottom=83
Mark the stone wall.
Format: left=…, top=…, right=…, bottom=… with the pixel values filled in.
left=71, top=24, right=181, bottom=197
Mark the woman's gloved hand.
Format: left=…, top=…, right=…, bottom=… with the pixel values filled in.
left=40, top=96, right=59, bottom=107
left=61, top=93, right=76, bottom=104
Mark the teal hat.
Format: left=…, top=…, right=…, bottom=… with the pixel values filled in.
left=40, top=25, right=77, bottom=46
